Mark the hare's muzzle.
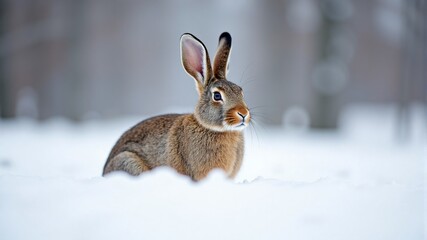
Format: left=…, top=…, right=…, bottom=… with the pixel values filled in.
left=225, top=106, right=251, bottom=130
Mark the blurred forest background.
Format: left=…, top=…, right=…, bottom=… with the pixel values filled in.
left=0, top=0, right=425, bottom=131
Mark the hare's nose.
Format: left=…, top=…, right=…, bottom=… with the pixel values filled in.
left=235, top=107, right=250, bottom=122
left=237, top=112, right=247, bottom=120
left=237, top=110, right=250, bottom=121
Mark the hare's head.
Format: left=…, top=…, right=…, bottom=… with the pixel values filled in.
left=180, top=32, right=250, bottom=132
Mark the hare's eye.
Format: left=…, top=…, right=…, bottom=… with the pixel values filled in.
left=213, top=91, right=222, bottom=101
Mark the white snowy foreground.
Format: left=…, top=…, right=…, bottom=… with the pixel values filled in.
left=0, top=105, right=425, bottom=240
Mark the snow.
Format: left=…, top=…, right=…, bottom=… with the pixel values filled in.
left=0, top=105, right=425, bottom=240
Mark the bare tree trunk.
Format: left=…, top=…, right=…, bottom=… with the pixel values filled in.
left=258, top=0, right=288, bottom=125
left=0, top=1, right=13, bottom=119
left=397, top=0, right=426, bottom=140
left=422, top=1, right=427, bottom=133
left=309, top=0, right=352, bottom=129
left=63, top=0, right=86, bottom=121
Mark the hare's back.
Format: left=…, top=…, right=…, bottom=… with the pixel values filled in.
left=108, top=114, right=185, bottom=161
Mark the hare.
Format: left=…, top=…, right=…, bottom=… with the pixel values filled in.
left=102, top=32, right=250, bottom=181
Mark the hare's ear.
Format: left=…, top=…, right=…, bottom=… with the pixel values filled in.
left=180, top=33, right=212, bottom=95
left=213, top=32, right=232, bottom=79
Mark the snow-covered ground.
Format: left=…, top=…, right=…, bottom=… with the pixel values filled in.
left=0, top=105, right=425, bottom=240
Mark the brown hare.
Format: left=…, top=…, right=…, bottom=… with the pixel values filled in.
left=102, top=32, right=250, bottom=181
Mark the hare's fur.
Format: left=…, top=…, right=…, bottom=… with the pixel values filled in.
left=103, top=114, right=244, bottom=180
left=103, top=32, right=249, bottom=181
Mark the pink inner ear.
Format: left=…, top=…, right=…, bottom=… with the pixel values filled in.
left=182, top=38, right=204, bottom=77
